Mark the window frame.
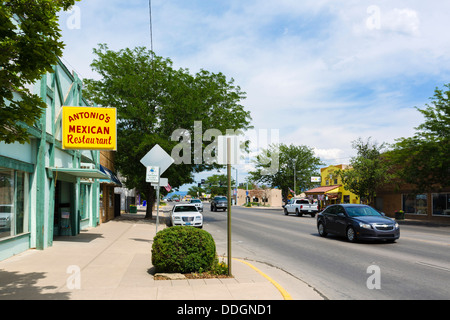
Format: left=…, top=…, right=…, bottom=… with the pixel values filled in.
left=0, top=168, right=29, bottom=240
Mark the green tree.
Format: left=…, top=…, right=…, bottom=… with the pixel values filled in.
left=387, top=84, right=450, bottom=192
left=0, top=0, right=78, bottom=143
left=84, top=45, right=252, bottom=218
left=187, top=185, right=205, bottom=198
left=203, top=174, right=235, bottom=197
left=248, top=144, right=323, bottom=201
left=336, top=137, right=389, bottom=206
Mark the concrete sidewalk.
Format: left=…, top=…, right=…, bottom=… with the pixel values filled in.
left=0, top=213, right=323, bottom=300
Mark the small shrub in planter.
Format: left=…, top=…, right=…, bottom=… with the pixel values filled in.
left=152, top=226, right=217, bottom=274
left=395, top=210, right=405, bottom=220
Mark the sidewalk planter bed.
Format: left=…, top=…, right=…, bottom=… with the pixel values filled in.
left=152, top=226, right=217, bottom=274
left=129, top=205, right=137, bottom=214
left=395, top=210, right=405, bottom=220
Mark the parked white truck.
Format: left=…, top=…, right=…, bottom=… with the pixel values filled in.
left=284, top=198, right=319, bottom=217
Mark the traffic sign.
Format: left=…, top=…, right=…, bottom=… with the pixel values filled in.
left=146, top=166, right=159, bottom=183
left=140, top=144, right=174, bottom=175
left=151, top=178, right=168, bottom=188
left=141, top=145, right=175, bottom=234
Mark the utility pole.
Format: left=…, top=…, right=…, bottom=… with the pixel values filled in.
left=293, top=157, right=297, bottom=196
left=227, top=137, right=232, bottom=276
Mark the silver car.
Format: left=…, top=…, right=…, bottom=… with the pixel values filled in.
left=169, top=204, right=203, bottom=228
left=189, top=199, right=203, bottom=212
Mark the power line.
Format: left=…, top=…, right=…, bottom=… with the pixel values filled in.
left=148, top=0, right=154, bottom=55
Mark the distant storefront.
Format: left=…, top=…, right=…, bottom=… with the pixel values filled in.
left=375, top=184, right=450, bottom=222
left=236, top=188, right=282, bottom=207
left=99, top=151, right=122, bottom=222
left=304, top=164, right=359, bottom=207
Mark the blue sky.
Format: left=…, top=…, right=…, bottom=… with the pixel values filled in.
left=59, top=0, right=450, bottom=190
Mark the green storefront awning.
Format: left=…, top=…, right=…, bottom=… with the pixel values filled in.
left=48, top=167, right=110, bottom=180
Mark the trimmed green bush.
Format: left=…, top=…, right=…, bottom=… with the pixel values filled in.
left=152, top=226, right=217, bottom=273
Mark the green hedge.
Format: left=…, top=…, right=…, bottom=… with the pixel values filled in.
left=152, top=226, right=217, bottom=273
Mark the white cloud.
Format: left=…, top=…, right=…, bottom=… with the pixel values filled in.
left=313, top=148, right=347, bottom=163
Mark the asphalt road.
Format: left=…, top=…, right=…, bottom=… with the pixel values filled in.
left=202, top=205, right=450, bottom=300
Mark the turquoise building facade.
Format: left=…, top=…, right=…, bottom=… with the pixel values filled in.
left=0, top=59, right=108, bottom=261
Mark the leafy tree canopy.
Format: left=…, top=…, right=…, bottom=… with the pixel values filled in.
left=203, top=174, right=235, bottom=197
left=386, top=84, right=450, bottom=192
left=0, top=0, right=78, bottom=143
left=84, top=44, right=252, bottom=218
left=336, top=137, right=389, bottom=206
left=248, top=143, right=323, bottom=200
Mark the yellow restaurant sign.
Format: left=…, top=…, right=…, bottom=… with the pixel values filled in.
left=62, top=106, right=117, bottom=150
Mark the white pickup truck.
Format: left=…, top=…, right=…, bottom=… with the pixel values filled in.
left=284, top=198, right=319, bottom=217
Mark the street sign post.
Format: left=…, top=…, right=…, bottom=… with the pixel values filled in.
left=227, top=137, right=232, bottom=276
left=218, top=135, right=234, bottom=276
left=141, top=145, right=174, bottom=232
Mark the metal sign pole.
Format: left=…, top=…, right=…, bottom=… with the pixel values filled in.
left=227, top=137, right=232, bottom=276
left=155, top=183, right=160, bottom=233
left=156, top=171, right=160, bottom=233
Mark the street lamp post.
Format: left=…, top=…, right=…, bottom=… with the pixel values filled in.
left=293, top=157, right=297, bottom=196
left=233, top=167, right=238, bottom=205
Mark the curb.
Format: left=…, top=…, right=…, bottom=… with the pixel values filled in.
left=233, top=258, right=293, bottom=300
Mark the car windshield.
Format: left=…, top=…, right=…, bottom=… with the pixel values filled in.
left=190, top=200, right=201, bottom=203
left=174, top=206, right=198, bottom=212
left=0, top=205, right=12, bottom=212
left=345, top=206, right=382, bottom=217
left=215, top=197, right=227, bottom=201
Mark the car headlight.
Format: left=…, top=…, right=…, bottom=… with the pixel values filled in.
left=359, top=222, right=372, bottom=229
left=173, top=216, right=181, bottom=220
left=394, top=222, right=399, bottom=229
left=195, top=216, right=202, bottom=220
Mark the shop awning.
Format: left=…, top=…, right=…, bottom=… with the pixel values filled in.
left=304, top=185, right=341, bottom=194
left=99, top=165, right=122, bottom=187
left=49, top=167, right=109, bottom=179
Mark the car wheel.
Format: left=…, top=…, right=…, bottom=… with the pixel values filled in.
left=284, top=208, right=289, bottom=215
left=295, top=209, right=302, bottom=217
left=318, top=222, right=327, bottom=237
left=346, top=226, right=357, bottom=242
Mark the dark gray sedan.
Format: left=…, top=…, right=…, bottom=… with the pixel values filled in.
left=317, top=204, right=400, bottom=242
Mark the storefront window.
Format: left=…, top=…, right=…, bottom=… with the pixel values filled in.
left=343, top=195, right=350, bottom=204
left=432, top=194, right=450, bottom=216
left=402, top=194, right=427, bottom=215
left=0, top=168, right=28, bottom=239
left=80, top=184, right=88, bottom=220
left=15, top=172, right=25, bottom=234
